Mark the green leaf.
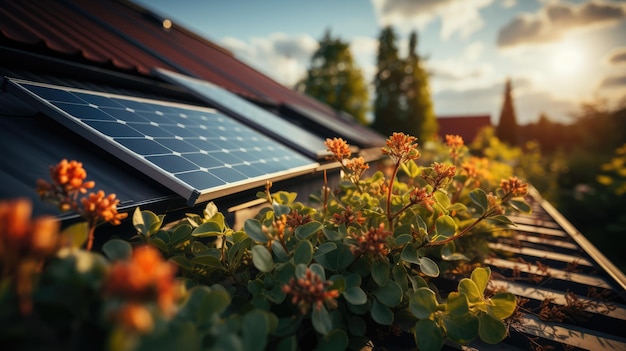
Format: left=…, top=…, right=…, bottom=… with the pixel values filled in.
left=102, top=239, right=132, bottom=261
left=272, top=240, right=290, bottom=262
left=293, top=240, right=313, bottom=265
left=295, top=221, right=323, bottom=240
left=169, top=255, right=192, bottom=270
left=433, top=190, right=451, bottom=211
left=400, top=160, right=420, bottom=178
left=418, top=257, right=440, bottom=277
left=252, top=245, right=274, bottom=272
left=314, top=242, right=337, bottom=257
left=458, top=278, right=482, bottom=303
left=488, top=292, right=517, bottom=320
left=243, top=310, right=269, bottom=351
left=469, top=188, right=488, bottom=214
left=203, top=201, right=219, bottom=220
left=413, top=319, right=443, bottom=351
left=132, top=207, right=163, bottom=236
left=309, top=263, right=326, bottom=281
left=322, top=226, right=344, bottom=241
left=328, top=275, right=346, bottom=293
left=276, top=336, right=297, bottom=351
left=315, top=244, right=354, bottom=271
left=441, top=242, right=469, bottom=261
left=244, top=219, right=270, bottom=243
left=192, top=221, right=223, bottom=237
left=509, top=199, right=532, bottom=213
left=393, top=233, right=413, bottom=246
left=370, top=299, right=394, bottom=325
left=316, top=329, right=349, bottom=351
left=435, top=215, right=456, bottom=239
left=374, top=281, right=402, bottom=307
left=312, top=305, right=332, bottom=335
left=446, top=292, right=470, bottom=316
left=273, top=202, right=292, bottom=217
left=179, top=286, right=230, bottom=324
left=488, top=215, right=516, bottom=226
left=401, top=243, right=420, bottom=264
left=190, top=255, right=223, bottom=269
left=410, top=287, right=437, bottom=319
left=61, top=221, right=89, bottom=249
left=371, top=260, right=390, bottom=286
left=295, top=263, right=308, bottom=279
left=170, top=223, right=192, bottom=246
left=478, top=313, right=507, bottom=344
left=442, top=312, right=478, bottom=344
left=343, top=286, right=367, bottom=305
left=347, top=315, right=367, bottom=336
left=410, top=275, right=428, bottom=290
left=471, top=267, right=490, bottom=295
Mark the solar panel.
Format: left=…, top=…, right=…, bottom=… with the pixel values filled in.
left=7, top=78, right=319, bottom=206
left=154, top=68, right=330, bottom=160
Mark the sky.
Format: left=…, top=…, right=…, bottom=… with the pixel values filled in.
left=132, top=0, right=626, bottom=125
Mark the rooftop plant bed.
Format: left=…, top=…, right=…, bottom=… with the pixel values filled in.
left=0, top=133, right=531, bottom=351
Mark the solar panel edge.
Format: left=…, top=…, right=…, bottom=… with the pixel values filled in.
left=5, top=78, right=199, bottom=204
left=153, top=68, right=330, bottom=161
left=6, top=78, right=321, bottom=207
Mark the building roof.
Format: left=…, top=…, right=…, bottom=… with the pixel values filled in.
left=437, top=114, right=491, bottom=143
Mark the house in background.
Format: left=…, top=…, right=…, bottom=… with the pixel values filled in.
left=1, top=1, right=625, bottom=349
left=437, top=114, right=491, bottom=143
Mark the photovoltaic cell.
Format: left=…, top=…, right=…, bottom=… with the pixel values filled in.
left=7, top=79, right=319, bottom=205
left=154, top=68, right=330, bottom=160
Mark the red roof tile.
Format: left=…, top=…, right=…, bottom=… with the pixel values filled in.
left=437, top=115, right=491, bottom=143
left=0, top=0, right=343, bottom=118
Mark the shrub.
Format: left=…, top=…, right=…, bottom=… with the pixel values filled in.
left=0, top=133, right=530, bottom=351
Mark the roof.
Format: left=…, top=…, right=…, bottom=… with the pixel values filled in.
left=437, top=114, right=491, bottom=143
left=0, top=0, right=385, bottom=218
left=0, top=0, right=385, bottom=149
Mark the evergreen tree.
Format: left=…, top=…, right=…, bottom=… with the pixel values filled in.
left=404, top=31, right=437, bottom=141
left=496, top=78, right=519, bottom=145
left=371, top=26, right=404, bottom=136
left=372, top=27, right=437, bottom=140
left=297, top=30, right=369, bottom=125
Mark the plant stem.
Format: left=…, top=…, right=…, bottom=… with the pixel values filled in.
left=386, top=162, right=401, bottom=231
left=86, top=222, right=96, bottom=251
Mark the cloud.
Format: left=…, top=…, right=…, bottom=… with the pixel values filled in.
left=501, top=0, right=516, bottom=8
left=599, top=74, right=626, bottom=89
left=220, top=33, right=318, bottom=87
left=371, top=0, right=493, bottom=40
left=497, top=0, right=626, bottom=48
left=605, top=46, right=626, bottom=65
left=434, top=78, right=577, bottom=124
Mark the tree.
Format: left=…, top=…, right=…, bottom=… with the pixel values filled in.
left=404, top=31, right=437, bottom=141
left=297, top=30, right=369, bottom=125
left=371, top=26, right=404, bottom=136
left=496, top=78, right=519, bottom=145
left=372, top=27, right=438, bottom=141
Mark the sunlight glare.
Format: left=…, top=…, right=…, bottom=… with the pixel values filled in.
left=551, top=48, right=583, bottom=75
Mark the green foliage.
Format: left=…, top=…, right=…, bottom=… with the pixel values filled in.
left=372, top=27, right=438, bottom=141
left=296, top=30, right=369, bottom=125
left=1, top=133, right=532, bottom=350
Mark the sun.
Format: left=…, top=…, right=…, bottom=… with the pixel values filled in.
left=551, top=48, right=583, bottom=75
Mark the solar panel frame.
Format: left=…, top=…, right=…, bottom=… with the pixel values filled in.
left=6, top=78, right=319, bottom=206
left=153, top=68, right=332, bottom=160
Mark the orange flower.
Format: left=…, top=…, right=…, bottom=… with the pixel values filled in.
left=81, top=190, right=128, bottom=225
left=487, top=192, right=504, bottom=215
left=382, top=132, right=420, bottom=164
left=445, top=134, right=464, bottom=149
left=50, top=159, right=95, bottom=194
left=500, top=176, right=528, bottom=197
left=350, top=223, right=393, bottom=259
left=286, top=209, right=312, bottom=231
left=115, top=302, right=154, bottom=333
left=104, top=246, right=179, bottom=316
left=332, top=206, right=366, bottom=227
left=422, top=163, right=457, bottom=190
left=324, top=137, right=351, bottom=162
left=345, top=156, right=369, bottom=181
left=0, top=199, right=61, bottom=315
left=409, top=187, right=435, bottom=212
left=282, top=268, right=339, bottom=314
